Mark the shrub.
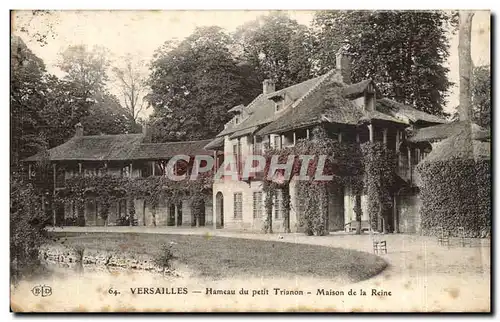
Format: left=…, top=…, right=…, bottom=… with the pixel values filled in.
left=10, top=177, right=50, bottom=283
left=417, top=158, right=491, bottom=237
left=153, top=243, right=176, bottom=274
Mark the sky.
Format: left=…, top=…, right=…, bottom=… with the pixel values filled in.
left=12, top=10, right=491, bottom=117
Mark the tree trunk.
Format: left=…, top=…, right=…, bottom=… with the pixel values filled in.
left=458, top=11, right=475, bottom=121
left=151, top=205, right=157, bottom=227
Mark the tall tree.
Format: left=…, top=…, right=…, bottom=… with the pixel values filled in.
left=312, top=10, right=456, bottom=115
left=58, top=45, right=110, bottom=97
left=112, top=55, right=148, bottom=122
left=233, top=12, right=314, bottom=89
left=10, top=35, right=48, bottom=168
left=458, top=11, right=475, bottom=121
left=147, top=26, right=257, bottom=142
left=57, top=45, right=136, bottom=135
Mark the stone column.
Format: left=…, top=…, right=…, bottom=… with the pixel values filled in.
left=368, top=124, right=374, bottom=142
left=393, top=194, right=399, bottom=233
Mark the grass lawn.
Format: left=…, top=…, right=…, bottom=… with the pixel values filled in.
left=50, top=232, right=387, bottom=282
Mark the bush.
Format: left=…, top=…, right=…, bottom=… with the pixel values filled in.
left=10, top=177, right=50, bottom=283
left=153, top=243, right=176, bottom=274
left=417, top=158, right=491, bottom=237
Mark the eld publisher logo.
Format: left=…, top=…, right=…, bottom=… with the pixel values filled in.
left=31, top=285, right=52, bottom=297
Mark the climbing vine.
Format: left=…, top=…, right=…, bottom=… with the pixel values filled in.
left=55, top=172, right=213, bottom=226
left=361, top=142, right=397, bottom=233
left=262, top=126, right=364, bottom=235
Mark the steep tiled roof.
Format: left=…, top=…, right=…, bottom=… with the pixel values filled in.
left=130, top=140, right=213, bottom=160
left=341, top=79, right=374, bottom=98
left=23, top=134, right=212, bottom=162
left=24, top=134, right=145, bottom=162
left=409, top=121, right=490, bottom=143
left=204, top=136, right=225, bottom=150
left=359, top=110, right=406, bottom=124
left=216, top=73, right=331, bottom=137
left=257, top=76, right=363, bottom=135
left=423, top=128, right=490, bottom=162
left=377, top=98, right=447, bottom=124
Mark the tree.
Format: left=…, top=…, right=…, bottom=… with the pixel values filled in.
left=312, top=10, right=456, bottom=115
left=13, top=10, right=58, bottom=46
left=58, top=45, right=110, bottom=97
left=112, top=55, right=148, bottom=122
left=56, top=45, right=137, bottom=136
left=234, top=12, right=314, bottom=89
left=471, top=65, right=490, bottom=128
left=10, top=175, right=50, bottom=283
left=458, top=11, right=475, bottom=121
left=10, top=36, right=49, bottom=168
left=147, top=26, right=257, bottom=142
left=82, top=92, right=139, bottom=135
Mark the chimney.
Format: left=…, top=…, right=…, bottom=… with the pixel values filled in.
left=262, top=79, right=276, bottom=95
left=142, top=123, right=151, bottom=142
left=336, top=40, right=352, bottom=84
left=74, top=122, right=83, bottom=137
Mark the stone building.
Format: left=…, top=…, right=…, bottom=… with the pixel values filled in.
left=203, top=48, right=474, bottom=234
left=24, top=124, right=214, bottom=228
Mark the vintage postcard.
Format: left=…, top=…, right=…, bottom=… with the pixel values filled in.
left=10, top=9, right=491, bottom=313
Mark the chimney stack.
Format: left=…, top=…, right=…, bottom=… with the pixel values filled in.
left=142, top=123, right=152, bottom=142
left=336, top=40, right=352, bottom=84
left=75, top=122, right=83, bottom=137
left=262, top=79, right=276, bottom=95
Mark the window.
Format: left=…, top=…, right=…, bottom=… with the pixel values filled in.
left=253, top=192, right=263, bottom=218
left=274, top=189, right=283, bottom=219
left=273, top=135, right=281, bottom=149
left=234, top=193, right=243, bottom=219
left=275, top=101, right=283, bottom=112
left=253, top=136, right=262, bottom=155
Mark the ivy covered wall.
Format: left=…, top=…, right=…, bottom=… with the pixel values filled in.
left=417, top=158, right=491, bottom=237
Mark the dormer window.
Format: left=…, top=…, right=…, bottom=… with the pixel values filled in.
left=275, top=101, right=284, bottom=112
left=269, top=93, right=285, bottom=113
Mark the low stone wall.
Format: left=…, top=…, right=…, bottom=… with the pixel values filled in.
left=38, top=243, right=179, bottom=276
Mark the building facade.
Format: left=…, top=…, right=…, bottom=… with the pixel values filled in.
left=24, top=125, right=215, bottom=228
left=204, top=49, right=462, bottom=234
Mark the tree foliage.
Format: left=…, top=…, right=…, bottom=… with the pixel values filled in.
left=147, top=26, right=258, bottom=142
left=112, top=55, right=149, bottom=122
left=312, top=10, right=455, bottom=115
left=10, top=36, right=50, bottom=168
left=234, top=12, right=314, bottom=89
left=10, top=175, right=50, bottom=283
left=471, top=65, right=491, bottom=128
